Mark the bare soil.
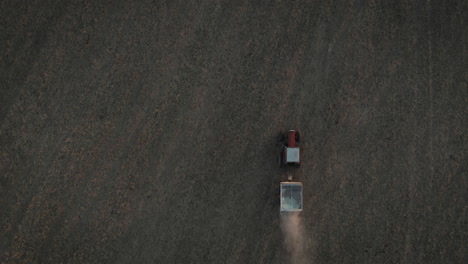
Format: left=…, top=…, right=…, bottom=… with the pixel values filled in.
left=0, top=1, right=466, bottom=263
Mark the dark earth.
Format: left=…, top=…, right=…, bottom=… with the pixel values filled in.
left=1, top=1, right=466, bottom=263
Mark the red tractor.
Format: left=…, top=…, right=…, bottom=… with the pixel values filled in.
left=279, top=130, right=301, bottom=167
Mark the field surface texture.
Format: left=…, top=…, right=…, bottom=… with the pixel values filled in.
left=0, top=1, right=466, bottom=263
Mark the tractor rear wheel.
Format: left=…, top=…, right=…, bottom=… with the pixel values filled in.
left=279, top=152, right=284, bottom=167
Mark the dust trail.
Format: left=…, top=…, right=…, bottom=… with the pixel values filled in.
left=280, top=212, right=308, bottom=264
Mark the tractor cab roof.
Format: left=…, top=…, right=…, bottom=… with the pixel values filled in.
left=285, top=147, right=300, bottom=163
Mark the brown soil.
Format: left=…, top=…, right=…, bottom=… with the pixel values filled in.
left=1, top=1, right=466, bottom=263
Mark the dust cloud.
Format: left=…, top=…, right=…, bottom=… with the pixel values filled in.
left=280, top=212, right=308, bottom=264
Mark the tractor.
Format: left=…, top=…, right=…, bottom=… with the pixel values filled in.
left=278, top=130, right=303, bottom=214
left=279, top=130, right=301, bottom=167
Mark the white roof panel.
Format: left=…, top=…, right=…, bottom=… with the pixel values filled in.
left=286, top=147, right=300, bottom=163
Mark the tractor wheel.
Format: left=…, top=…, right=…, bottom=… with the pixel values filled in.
left=278, top=133, right=286, bottom=143
left=295, top=130, right=301, bottom=142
